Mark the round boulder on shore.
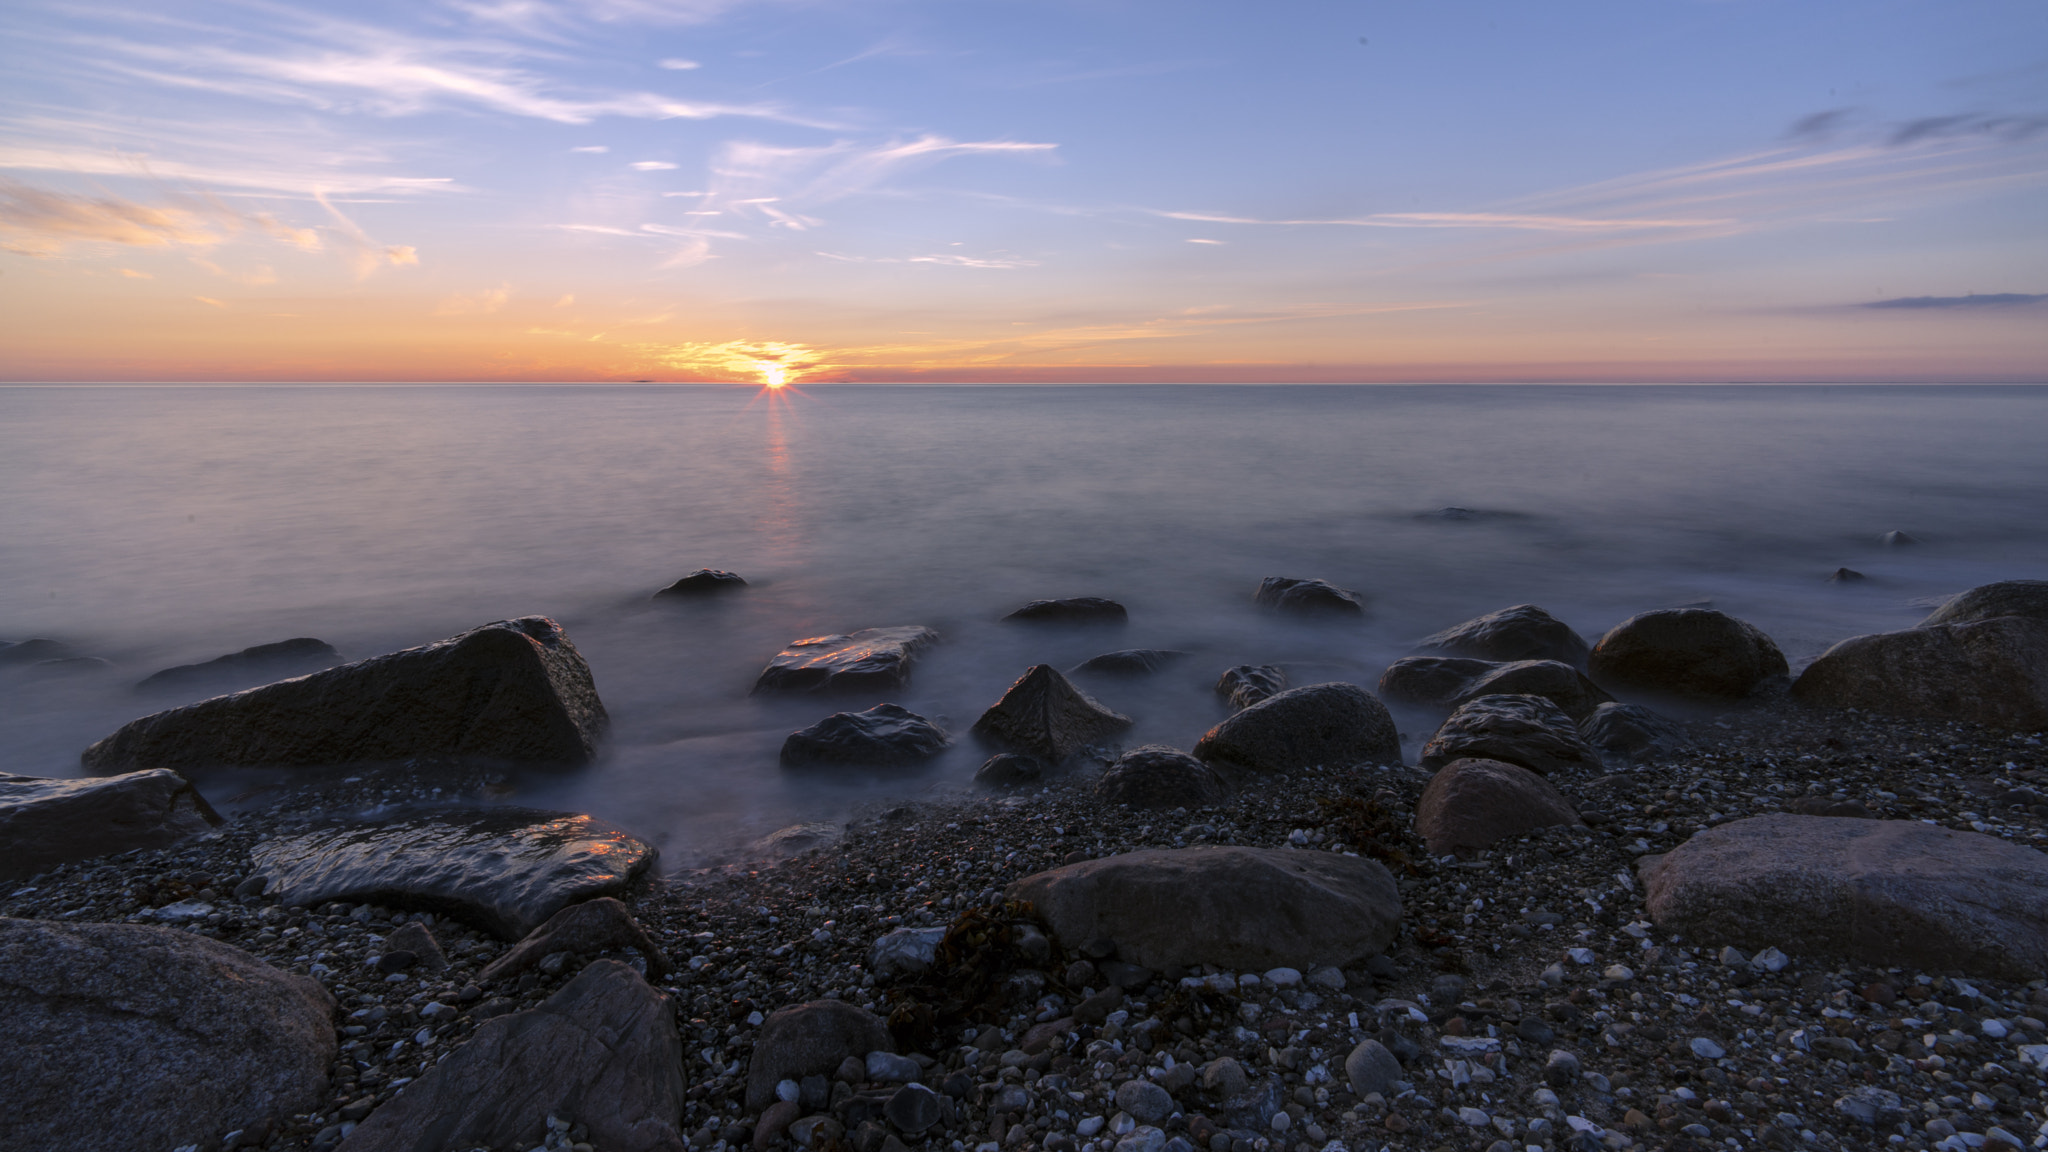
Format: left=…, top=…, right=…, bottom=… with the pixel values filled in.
left=1414, top=757, right=1583, bottom=856
left=1194, top=682, right=1400, bottom=775
left=1587, top=607, right=1788, bottom=701
left=1095, top=745, right=1231, bottom=809
left=1918, top=579, right=2048, bottom=627
left=1419, top=693, right=1600, bottom=776
left=1418, top=603, right=1589, bottom=667
left=1790, top=616, right=2048, bottom=730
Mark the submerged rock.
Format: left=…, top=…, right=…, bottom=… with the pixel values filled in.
left=0, top=638, right=71, bottom=666
left=82, top=616, right=607, bottom=772
left=1414, top=758, right=1582, bottom=855
left=136, top=637, right=340, bottom=694
left=1881, top=530, right=1917, bottom=547
left=249, top=807, right=657, bottom=939
left=1214, top=664, right=1287, bottom=711
left=1918, top=579, right=2048, bottom=627
left=1254, top=577, right=1366, bottom=617
left=1376, top=656, right=1496, bottom=709
left=1071, top=649, right=1185, bottom=676
left=1791, top=617, right=2048, bottom=730
left=1095, top=745, right=1231, bottom=809
left=0, top=769, right=222, bottom=884
left=1194, top=682, right=1399, bottom=774
left=1828, top=568, right=1867, bottom=584
left=1420, top=693, right=1600, bottom=775
left=0, top=919, right=335, bottom=1152
left=655, top=568, right=748, bottom=596
left=780, top=704, right=949, bottom=768
left=753, top=627, right=939, bottom=694
left=1587, top=608, right=1788, bottom=701
left=1418, top=604, right=1589, bottom=667
left=1003, top=597, right=1128, bottom=624
left=972, top=664, right=1132, bottom=764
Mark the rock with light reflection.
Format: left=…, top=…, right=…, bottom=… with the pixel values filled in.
left=752, top=626, right=939, bottom=694
left=248, top=807, right=656, bottom=939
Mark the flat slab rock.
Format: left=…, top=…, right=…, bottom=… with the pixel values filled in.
left=753, top=627, right=938, bottom=693
left=1194, top=682, right=1400, bottom=774
left=1006, top=845, right=1400, bottom=972
left=972, top=664, right=1131, bottom=763
left=1791, top=616, right=2048, bottom=730
left=0, top=919, right=335, bottom=1152
left=1640, top=813, right=2048, bottom=980
left=337, top=960, right=686, bottom=1152
left=781, top=704, right=949, bottom=768
left=82, top=616, right=607, bottom=772
left=0, top=769, right=221, bottom=884
left=250, top=807, right=657, bottom=940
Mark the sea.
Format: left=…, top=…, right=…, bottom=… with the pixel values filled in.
left=4, top=383, right=2045, bottom=867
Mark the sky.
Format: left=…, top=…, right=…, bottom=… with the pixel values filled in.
left=1, top=0, right=2044, bottom=384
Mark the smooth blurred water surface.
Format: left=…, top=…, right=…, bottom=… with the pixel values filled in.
left=4, top=384, right=2045, bottom=865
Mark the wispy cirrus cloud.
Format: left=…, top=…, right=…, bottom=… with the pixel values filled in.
left=1150, top=208, right=1732, bottom=232
left=1862, top=292, right=2047, bottom=309
left=0, top=177, right=322, bottom=256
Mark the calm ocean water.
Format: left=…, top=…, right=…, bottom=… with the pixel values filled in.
left=4, top=384, right=2045, bottom=865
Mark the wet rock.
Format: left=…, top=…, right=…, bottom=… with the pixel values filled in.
left=1254, top=577, right=1366, bottom=617
left=1095, top=745, right=1231, bottom=809
left=1343, top=1040, right=1402, bottom=1097
left=1921, top=580, right=2048, bottom=626
left=1418, top=604, right=1590, bottom=667
left=745, top=1000, right=894, bottom=1111
left=781, top=704, right=949, bottom=768
left=1790, top=617, right=2048, bottom=730
left=1587, top=608, right=1788, bottom=701
left=1376, top=656, right=1497, bottom=708
left=1193, top=682, right=1400, bottom=775
left=972, top=665, right=1132, bottom=764
left=250, top=807, right=657, bottom=940
left=0, top=769, right=222, bottom=884
left=1006, top=845, right=1400, bottom=971
left=481, top=896, right=668, bottom=981
left=1419, top=694, right=1600, bottom=775
left=1414, top=758, right=1583, bottom=855
left=654, top=569, right=747, bottom=596
left=82, top=616, right=607, bottom=772
left=383, top=920, right=449, bottom=973
left=1072, top=650, right=1186, bottom=677
left=0, top=919, right=334, bottom=1152
left=336, top=960, right=685, bottom=1152
left=1639, top=813, right=2048, bottom=980
left=1578, top=702, right=1690, bottom=763
left=1382, top=657, right=1610, bottom=721
left=753, top=627, right=939, bottom=694
left=974, top=753, right=1045, bottom=788
left=1214, top=664, right=1287, bottom=711
left=136, top=637, right=340, bottom=695
left=1004, top=598, right=1128, bottom=624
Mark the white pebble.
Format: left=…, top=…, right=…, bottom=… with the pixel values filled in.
left=1982, top=1019, right=2010, bottom=1039
left=1263, top=967, right=1302, bottom=987
left=1567, top=948, right=1595, bottom=965
left=776, top=1079, right=800, bottom=1103
left=1076, top=1117, right=1104, bottom=1138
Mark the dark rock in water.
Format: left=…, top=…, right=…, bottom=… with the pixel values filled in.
left=0, top=638, right=71, bottom=666
left=1254, top=576, right=1366, bottom=617
left=1791, top=617, right=2048, bottom=730
left=1376, top=656, right=1496, bottom=708
left=1579, top=702, right=1690, bottom=762
left=974, top=753, right=1045, bottom=788
left=1828, top=568, right=1867, bottom=584
left=1881, top=530, right=1917, bottom=547
left=1382, top=657, right=1612, bottom=721
left=481, top=896, right=668, bottom=981
left=1006, top=846, right=1401, bottom=972
left=1587, top=608, right=1788, bottom=701
left=1194, top=682, right=1400, bottom=774
left=249, top=807, right=657, bottom=939
left=1425, top=506, right=1478, bottom=521
left=81, top=616, right=607, bottom=773
left=753, top=627, right=939, bottom=694
left=27, top=655, right=112, bottom=677
left=1420, top=693, right=1600, bottom=775
left=1415, top=758, right=1582, bottom=855
left=1071, top=649, right=1185, bottom=676
left=335, top=961, right=685, bottom=1152
left=1418, top=604, right=1590, bottom=667
left=1003, top=597, right=1128, bottom=624
left=0, top=769, right=222, bottom=884
left=781, top=704, right=948, bottom=768
left=973, top=665, right=1132, bottom=764
left=654, top=568, right=748, bottom=596
left=0, top=919, right=335, bottom=1152
left=1215, top=664, right=1287, bottom=711
left=1095, top=745, right=1231, bottom=809
left=137, top=637, right=341, bottom=694
left=1919, top=579, right=2048, bottom=627
left=747, top=1000, right=894, bottom=1111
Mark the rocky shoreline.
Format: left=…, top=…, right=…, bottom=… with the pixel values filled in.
left=6, top=584, right=2048, bottom=1152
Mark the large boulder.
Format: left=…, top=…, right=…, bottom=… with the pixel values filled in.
left=655, top=569, right=747, bottom=597
left=1418, top=604, right=1589, bottom=667
left=137, top=637, right=340, bottom=695
left=81, top=617, right=607, bottom=772
left=1586, top=608, right=1787, bottom=700
left=1419, top=694, right=1600, bottom=775
left=1790, top=617, right=2048, bottom=730
left=1920, top=580, right=2048, bottom=627
left=753, top=627, right=938, bottom=694
left=780, top=704, right=948, bottom=768
left=0, top=919, right=335, bottom=1152
left=1072, top=649, right=1185, bottom=677
left=1378, top=657, right=1609, bottom=720
left=1004, top=597, right=1128, bottom=624
left=1254, top=577, right=1366, bottom=617
left=746, top=1000, right=894, bottom=1111
left=1639, top=814, right=2048, bottom=980
left=1578, top=702, right=1691, bottom=762
left=0, top=769, right=221, bottom=884
left=972, top=664, right=1132, bottom=763
left=1414, top=758, right=1582, bottom=855
left=1095, top=746, right=1231, bottom=809
left=1006, top=846, right=1400, bottom=972
left=1215, top=664, right=1287, bottom=711
left=337, top=960, right=685, bottom=1152
left=250, top=808, right=657, bottom=940
left=1193, top=683, right=1399, bottom=774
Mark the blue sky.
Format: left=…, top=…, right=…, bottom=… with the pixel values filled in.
left=2, top=0, right=2044, bottom=381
